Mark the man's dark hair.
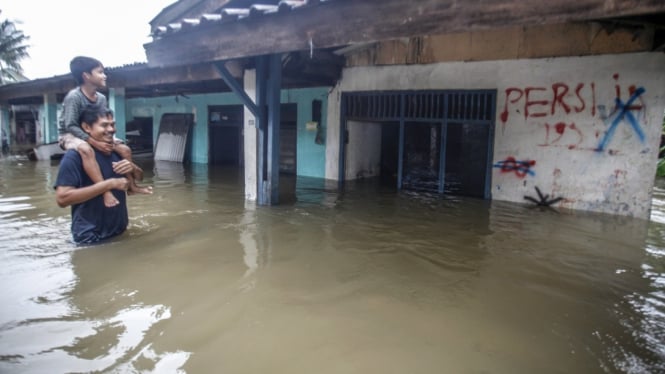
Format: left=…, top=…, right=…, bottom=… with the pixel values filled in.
left=79, top=104, right=113, bottom=127
left=69, top=56, right=104, bottom=85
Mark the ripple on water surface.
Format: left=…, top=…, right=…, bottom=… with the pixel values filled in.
left=2, top=159, right=665, bottom=373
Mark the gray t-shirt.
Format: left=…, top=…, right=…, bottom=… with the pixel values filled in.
left=58, top=87, right=108, bottom=140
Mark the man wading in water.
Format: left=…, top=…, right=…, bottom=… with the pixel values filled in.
left=55, top=104, right=143, bottom=244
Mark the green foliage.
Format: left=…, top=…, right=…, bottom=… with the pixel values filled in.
left=0, top=10, right=30, bottom=85
left=658, top=117, right=665, bottom=177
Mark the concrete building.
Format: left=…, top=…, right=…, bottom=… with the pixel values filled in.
left=1, top=0, right=664, bottom=218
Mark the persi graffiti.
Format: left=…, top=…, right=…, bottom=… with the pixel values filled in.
left=499, top=74, right=647, bottom=153
left=493, top=157, right=536, bottom=178
left=541, top=122, right=583, bottom=149
left=500, top=82, right=596, bottom=122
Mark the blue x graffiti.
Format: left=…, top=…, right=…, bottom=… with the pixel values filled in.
left=596, top=87, right=646, bottom=152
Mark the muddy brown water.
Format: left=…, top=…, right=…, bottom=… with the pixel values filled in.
left=1, top=156, right=664, bottom=373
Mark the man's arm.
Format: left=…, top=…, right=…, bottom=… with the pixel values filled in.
left=56, top=178, right=129, bottom=208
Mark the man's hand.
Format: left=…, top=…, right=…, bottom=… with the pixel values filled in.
left=88, top=137, right=114, bottom=155
left=109, top=177, right=130, bottom=191
left=112, top=160, right=144, bottom=181
left=112, top=160, right=135, bottom=175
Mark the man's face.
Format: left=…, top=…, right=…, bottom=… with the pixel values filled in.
left=83, top=114, right=115, bottom=143
left=84, top=66, right=107, bottom=88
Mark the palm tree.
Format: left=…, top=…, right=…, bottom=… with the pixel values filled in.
left=0, top=10, right=30, bottom=85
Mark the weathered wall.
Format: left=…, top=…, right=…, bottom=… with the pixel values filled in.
left=346, top=23, right=655, bottom=66
left=326, top=52, right=665, bottom=218
left=345, top=121, right=382, bottom=180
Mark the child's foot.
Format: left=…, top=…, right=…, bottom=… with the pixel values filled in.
left=103, top=191, right=119, bottom=207
left=128, top=183, right=153, bottom=195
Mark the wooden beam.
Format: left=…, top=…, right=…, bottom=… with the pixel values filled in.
left=213, top=61, right=259, bottom=117
left=0, top=61, right=239, bottom=103
left=145, top=0, right=665, bottom=68
left=106, top=63, right=228, bottom=87
left=0, top=76, right=74, bottom=102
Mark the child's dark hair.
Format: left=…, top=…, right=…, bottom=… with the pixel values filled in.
left=69, top=56, right=104, bottom=85
left=79, top=103, right=113, bottom=127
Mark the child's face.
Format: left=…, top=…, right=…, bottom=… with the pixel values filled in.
left=84, top=66, right=107, bottom=88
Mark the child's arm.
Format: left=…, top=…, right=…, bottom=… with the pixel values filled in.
left=88, top=137, right=114, bottom=155
left=62, top=95, right=90, bottom=141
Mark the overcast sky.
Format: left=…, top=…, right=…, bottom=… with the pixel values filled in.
left=2, top=0, right=176, bottom=80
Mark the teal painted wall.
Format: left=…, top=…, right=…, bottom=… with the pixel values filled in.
left=281, top=87, right=329, bottom=178
left=1, top=108, right=9, bottom=147
left=124, top=86, right=330, bottom=177
left=126, top=92, right=242, bottom=164
left=43, top=94, right=58, bottom=143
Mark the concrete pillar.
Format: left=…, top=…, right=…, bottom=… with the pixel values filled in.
left=244, top=70, right=258, bottom=202
left=43, top=93, right=58, bottom=144
left=108, top=87, right=126, bottom=139
left=1, top=106, right=10, bottom=151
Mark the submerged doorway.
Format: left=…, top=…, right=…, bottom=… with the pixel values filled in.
left=208, top=105, right=243, bottom=166
left=341, top=90, right=496, bottom=198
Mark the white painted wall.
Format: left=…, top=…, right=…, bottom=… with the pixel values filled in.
left=345, top=120, right=382, bottom=179
left=326, top=52, right=665, bottom=218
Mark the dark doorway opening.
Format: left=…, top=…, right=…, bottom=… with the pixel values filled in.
left=126, top=117, right=154, bottom=155
left=380, top=122, right=400, bottom=185
left=402, top=122, right=441, bottom=193
left=209, top=105, right=243, bottom=166
left=341, top=90, right=496, bottom=199
left=275, top=103, right=300, bottom=204
left=13, top=110, right=37, bottom=145
left=444, top=122, right=491, bottom=197
left=280, top=103, right=298, bottom=174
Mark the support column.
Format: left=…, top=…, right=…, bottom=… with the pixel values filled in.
left=108, top=87, right=126, bottom=139
left=43, top=93, right=58, bottom=144
left=243, top=70, right=258, bottom=202
left=256, top=56, right=268, bottom=205
left=215, top=55, right=282, bottom=205
left=265, top=53, right=282, bottom=204
left=1, top=106, right=10, bottom=152
left=215, top=60, right=261, bottom=202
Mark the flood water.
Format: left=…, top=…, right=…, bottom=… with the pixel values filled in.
left=1, top=156, right=665, bottom=373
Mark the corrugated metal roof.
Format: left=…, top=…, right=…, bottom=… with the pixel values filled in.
left=150, top=0, right=331, bottom=40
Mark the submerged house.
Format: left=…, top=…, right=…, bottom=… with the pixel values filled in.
left=1, top=0, right=664, bottom=219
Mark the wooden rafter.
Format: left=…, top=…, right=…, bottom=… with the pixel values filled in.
left=145, top=0, right=665, bottom=68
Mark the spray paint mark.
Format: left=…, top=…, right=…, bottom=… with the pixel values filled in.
left=494, top=157, right=536, bottom=178
left=524, top=186, right=563, bottom=207
left=596, top=87, right=646, bottom=152
left=540, top=122, right=584, bottom=148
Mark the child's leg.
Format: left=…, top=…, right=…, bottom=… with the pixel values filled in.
left=115, top=143, right=152, bottom=194
left=77, top=142, right=119, bottom=208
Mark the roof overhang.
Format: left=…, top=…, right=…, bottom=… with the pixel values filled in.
left=144, top=0, right=665, bottom=68
left=0, top=61, right=243, bottom=105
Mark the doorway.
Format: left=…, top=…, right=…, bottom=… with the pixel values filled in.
left=341, top=90, right=496, bottom=198
left=126, top=116, right=154, bottom=155
left=208, top=105, right=243, bottom=166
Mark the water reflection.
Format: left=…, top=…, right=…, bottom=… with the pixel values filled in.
left=1, top=157, right=665, bottom=373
